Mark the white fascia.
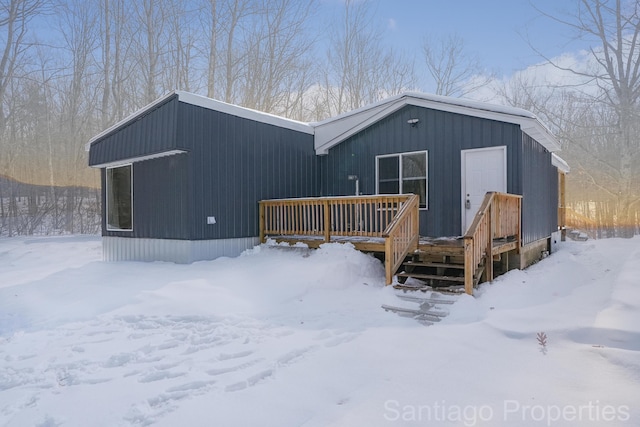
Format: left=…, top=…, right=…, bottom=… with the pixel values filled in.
left=312, top=93, right=561, bottom=155
left=85, top=91, right=315, bottom=152
left=85, top=92, right=178, bottom=151
left=552, top=153, right=570, bottom=173
left=90, top=149, right=187, bottom=168
left=175, top=91, right=314, bottom=135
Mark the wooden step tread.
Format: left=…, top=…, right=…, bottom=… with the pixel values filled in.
left=394, top=283, right=466, bottom=294
left=381, top=304, right=444, bottom=322
left=396, top=294, right=456, bottom=305
left=397, top=272, right=465, bottom=282
left=403, top=261, right=465, bottom=269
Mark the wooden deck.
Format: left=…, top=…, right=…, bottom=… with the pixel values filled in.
left=268, top=235, right=516, bottom=256
left=259, top=192, right=522, bottom=295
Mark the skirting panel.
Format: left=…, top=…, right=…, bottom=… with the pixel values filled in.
left=102, top=236, right=260, bottom=263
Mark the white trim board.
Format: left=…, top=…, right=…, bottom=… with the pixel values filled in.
left=552, top=153, right=570, bottom=173
left=105, top=163, right=133, bottom=232
left=176, top=91, right=313, bottom=134
left=86, top=91, right=314, bottom=150
left=86, top=91, right=562, bottom=168
left=375, top=150, right=429, bottom=210
left=91, top=149, right=187, bottom=168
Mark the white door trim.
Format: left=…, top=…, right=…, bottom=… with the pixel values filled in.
left=460, top=146, right=507, bottom=233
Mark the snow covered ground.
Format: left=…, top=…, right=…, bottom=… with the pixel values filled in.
left=1, top=235, right=639, bottom=427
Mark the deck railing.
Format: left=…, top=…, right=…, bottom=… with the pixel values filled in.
left=382, top=194, right=420, bottom=284
left=259, top=194, right=419, bottom=284
left=463, top=192, right=522, bottom=295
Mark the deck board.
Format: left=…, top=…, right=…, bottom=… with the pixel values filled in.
left=268, top=234, right=517, bottom=257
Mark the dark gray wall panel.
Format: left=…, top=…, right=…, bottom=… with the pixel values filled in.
left=178, top=103, right=319, bottom=240
left=102, top=154, right=189, bottom=239
left=521, top=132, right=558, bottom=244
left=89, top=96, right=180, bottom=166
left=320, top=105, right=523, bottom=237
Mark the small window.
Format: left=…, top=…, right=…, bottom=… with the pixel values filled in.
left=376, top=151, right=428, bottom=208
left=106, top=164, right=133, bottom=231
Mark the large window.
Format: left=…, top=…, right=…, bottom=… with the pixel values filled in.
left=376, top=151, right=428, bottom=208
left=106, top=164, right=133, bottom=231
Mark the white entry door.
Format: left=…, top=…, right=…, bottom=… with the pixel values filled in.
left=461, top=146, right=507, bottom=233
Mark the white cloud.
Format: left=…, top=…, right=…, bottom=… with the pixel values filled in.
left=387, top=18, right=397, bottom=30
left=466, top=49, right=602, bottom=106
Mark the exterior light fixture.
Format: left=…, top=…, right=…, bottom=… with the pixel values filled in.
left=407, top=118, right=419, bottom=127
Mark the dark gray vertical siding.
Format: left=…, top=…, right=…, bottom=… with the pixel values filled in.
left=178, top=102, right=318, bottom=240
left=102, top=154, right=189, bottom=239
left=89, top=96, right=180, bottom=166
left=320, top=105, right=523, bottom=237
left=93, top=95, right=188, bottom=239
left=521, top=133, right=558, bottom=244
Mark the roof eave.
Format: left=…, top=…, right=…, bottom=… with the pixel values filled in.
left=175, top=91, right=314, bottom=135
left=313, top=93, right=562, bottom=155
left=85, top=91, right=178, bottom=151
left=552, top=153, right=570, bottom=173
left=85, top=91, right=315, bottom=152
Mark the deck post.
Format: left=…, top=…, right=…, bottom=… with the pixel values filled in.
left=259, top=202, right=265, bottom=243
left=464, top=237, right=473, bottom=295
left=486, top=204, right=493, bottom=282
left=516, top=198, right=522, bottom=253
left=323, top=199, right=331, bottom=243
left=385, top=236, right=393, bottom=285
left=412, top=202, right=420, bottom=251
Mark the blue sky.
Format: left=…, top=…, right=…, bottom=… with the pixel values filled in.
left=320, top=0, right=589, bottom=79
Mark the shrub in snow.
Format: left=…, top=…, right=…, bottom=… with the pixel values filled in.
left=537, top=331, right=548, bottom=355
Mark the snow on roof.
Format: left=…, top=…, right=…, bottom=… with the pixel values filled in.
left=310, top=92, right=561, bottom=155
left=175, top=91, right=314, bottom=135
left=85, top=91, right=314, bottom=151
left=86, top=90, right=562, bottom=159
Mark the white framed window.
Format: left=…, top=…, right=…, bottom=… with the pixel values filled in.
left=106, top=164, right=133, bottom=231
left=376, top=150, right=428, bottom=209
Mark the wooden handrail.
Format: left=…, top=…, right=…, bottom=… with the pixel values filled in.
left=259, top=194, right=419, bottom=285
left=382, top=194, right=420, bottom=285
left=563, top=207, right=598, bottom=227
left=463, top=192, right=522, bottom=295
left=259, top=195, right=411, bottom=241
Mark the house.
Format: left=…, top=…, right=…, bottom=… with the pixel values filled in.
left=87, top=91, right=568, bottom=293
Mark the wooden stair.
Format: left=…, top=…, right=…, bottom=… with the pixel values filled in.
left=395, top=249, right=485, bottom=292
left=260, top=191, right=522, bottom=296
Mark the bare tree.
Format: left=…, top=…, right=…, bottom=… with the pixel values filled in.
left=96, top=0, right=138, bottom=125
left=422, top=33, right=494, bottom=97
left=0, top=0, right=48, bottom=134
left=539, top=0, right=640, bottom=237
left=201, top=0, right=219, bottom=98
left=321, top=0, right=414, bottom=116
left=240, top=0, right=316, bottom=113
left=130, top=0, right=168, bottom=104
left=221, top=0, right=254, bottom=104
left=162, top=0, right=200, bottom=93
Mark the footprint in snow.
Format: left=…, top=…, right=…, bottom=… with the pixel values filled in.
left=138, top=370, right=186, bottom=383
left=324, top=333, right=358, bottom=348
left=225, top=369, right=274, bottom=392
left=276, top=346, right=317, bottom=366
left=218, top=350, right=253, bottom=361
